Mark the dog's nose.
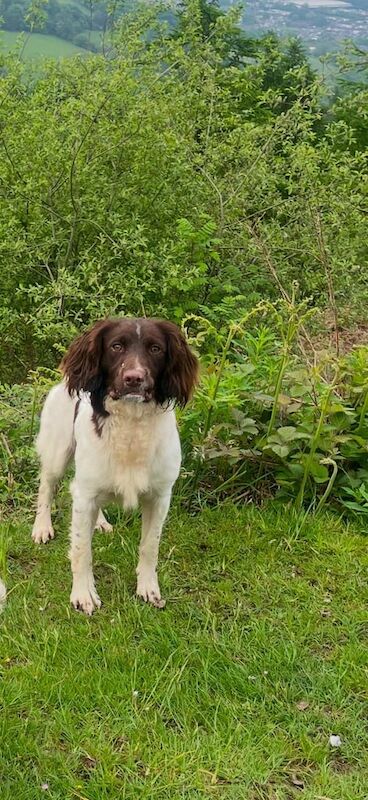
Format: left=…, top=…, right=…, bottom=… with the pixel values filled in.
left=124, top=368, right=145, bottom=386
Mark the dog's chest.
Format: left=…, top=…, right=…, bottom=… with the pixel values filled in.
left=104, top=412, right=158, bottom=509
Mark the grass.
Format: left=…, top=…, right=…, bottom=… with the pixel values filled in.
left=0, top=501, right=367, bottom=798
left=0, top=31, right=87, bottom=58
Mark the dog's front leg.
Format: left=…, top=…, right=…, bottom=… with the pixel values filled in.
left=136, top=492, right=171, bottom=609
left=69, top=487, right=100, bottom=615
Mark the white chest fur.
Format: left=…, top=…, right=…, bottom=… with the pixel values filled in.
left=84, top=397, right=180, bottom=510
left=74, top=397, right=181, bottom=509
left=104, top=401, right=158, bottom=508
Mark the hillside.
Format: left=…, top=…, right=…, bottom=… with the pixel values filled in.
left=0, top=0, right=106, bottom=52
left=227, top=0, right=368, bottom=56
left=1, top=0, right=368, bottom=60
left=0, top=31, right=90, bottom=57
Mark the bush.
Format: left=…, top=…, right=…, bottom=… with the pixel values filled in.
left=0, top=371, right=57, bottom=511
left=72, top=32, right=100, bottom=52
left=0, top=3, right=367, bottom=383
left=179, top=297, right=368, bottom=517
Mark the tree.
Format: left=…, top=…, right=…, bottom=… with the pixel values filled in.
left=175, top=0, right=256, bottom=66
left=4, top=1, right=26, bottom=29
left=331, top=42, right=368, bottom=151
left=257, top=34, right=317, bottom=110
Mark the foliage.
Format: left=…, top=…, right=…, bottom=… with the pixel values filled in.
left=0, top=1, right=367, bottom=386
left=0, top=372, right=56, bottom=511
left=331, top=42, right=368, bottom=152
left=0, top=0, right=368, bottom=518
left=179, top=298, right=368, bottom=516
left=175, top=0, right=257, bottom=66
left=1, top=0, right=105, bottom=44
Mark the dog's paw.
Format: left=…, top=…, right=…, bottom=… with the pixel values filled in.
left=70, top=582, right=101, bottom=616
left=95, top=512, right=113, bottom=534
left=32, top=522, right=55, bottom=544
left=136, top=576, right=166, bottom=609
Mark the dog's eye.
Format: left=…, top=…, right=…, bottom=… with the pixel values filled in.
left=150, top=344, right=161, bottom=354
left=111, top=342, right=124, bottom=352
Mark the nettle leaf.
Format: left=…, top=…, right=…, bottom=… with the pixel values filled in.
left=242, top=420, right=259, bottom=435
left=290, top=383, right=311, bottom=397
left=252, top=392, right=274, bottom=406
left=276, top=426, right=309, bottom=443
left=308, top=458, right=330, bottom=483
left=206, top=444, right=244, bottom=461
left=268, top=427, right=308, bottom=447
left=230, top=410, right=258, bottom=436
left=330, top=412, right=354, bottom=430
left=288, top=369, right=310, bottom=383
left=340, top=441, right=368, bottom=459
left=328, top=402, right=354, bottom=415
left=235, top=363, right=256, bottom=375
left=286, top=462, right=305, bottom=478
left=335, top=434, right=357, bottom=444
left=266, top=443, right=291, bottom=459
left=287, top=401, right=303, bottom=413
left=231, top=408, right=256, bottom=426
left=277, top=393, right=291, bottom=406
left=349, top=435, right=368, bottom=447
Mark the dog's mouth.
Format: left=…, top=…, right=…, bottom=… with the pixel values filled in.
left=109, top=387, right=153, bottom=403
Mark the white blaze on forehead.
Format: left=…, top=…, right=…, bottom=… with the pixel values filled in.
left=136, top=322, right=141, bottom=338
left=133, top=356, right=144, bottom=371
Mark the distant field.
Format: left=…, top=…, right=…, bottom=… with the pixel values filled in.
left=0, top=31, right=87, bottom=58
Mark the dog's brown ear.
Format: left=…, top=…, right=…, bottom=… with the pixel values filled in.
left=60, top=319, right=112, bottom=395
left=156, top=321, right=199, bottom=407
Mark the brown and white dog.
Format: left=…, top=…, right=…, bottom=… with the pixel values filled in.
left=31, top=318, right=198, bottom=615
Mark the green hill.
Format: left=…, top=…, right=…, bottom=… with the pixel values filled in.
left=0, top=30, right=89, bottom=58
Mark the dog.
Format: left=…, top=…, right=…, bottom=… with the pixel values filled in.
left=31, top=317, right=198, bottom=615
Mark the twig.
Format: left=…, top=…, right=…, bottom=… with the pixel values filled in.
left=246, top=220, right=316, bottom=359
left=312, top=207, right=340, bottom=356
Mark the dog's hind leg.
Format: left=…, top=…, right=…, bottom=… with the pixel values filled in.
left=95, top=509, right=113, bottom=533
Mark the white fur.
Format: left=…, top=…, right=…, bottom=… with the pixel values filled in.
left=32, top=383, right=181, bottom=614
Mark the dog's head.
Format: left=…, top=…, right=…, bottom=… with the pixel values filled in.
left=60, top=318, right=199, bottom=416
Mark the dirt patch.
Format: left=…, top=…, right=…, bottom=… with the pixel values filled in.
left=330, top=755, right=355, bottom=774
left=305, top=312, right=368, bottom=358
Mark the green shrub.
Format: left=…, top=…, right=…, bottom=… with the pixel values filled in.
left=179, top=298, right=368, bottom=516
left=0, top=371, right=57, bottom=511
left=1, top=2, right=368, bottom=383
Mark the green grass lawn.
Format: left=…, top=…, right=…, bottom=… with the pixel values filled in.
left=0, top=503, right=367, bottom=798
left=0, top=31, right=87, bottom=58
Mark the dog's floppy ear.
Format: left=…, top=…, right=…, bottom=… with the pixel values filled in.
left=156, top=321, right=199, bottom=407
left=60, top=319, right=112, bottom=396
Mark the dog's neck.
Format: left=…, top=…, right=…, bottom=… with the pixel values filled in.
left=104, top=396, right=162, bottom=421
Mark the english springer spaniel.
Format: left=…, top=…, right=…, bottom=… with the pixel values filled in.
left=31, top=318, right=198, bottom=615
